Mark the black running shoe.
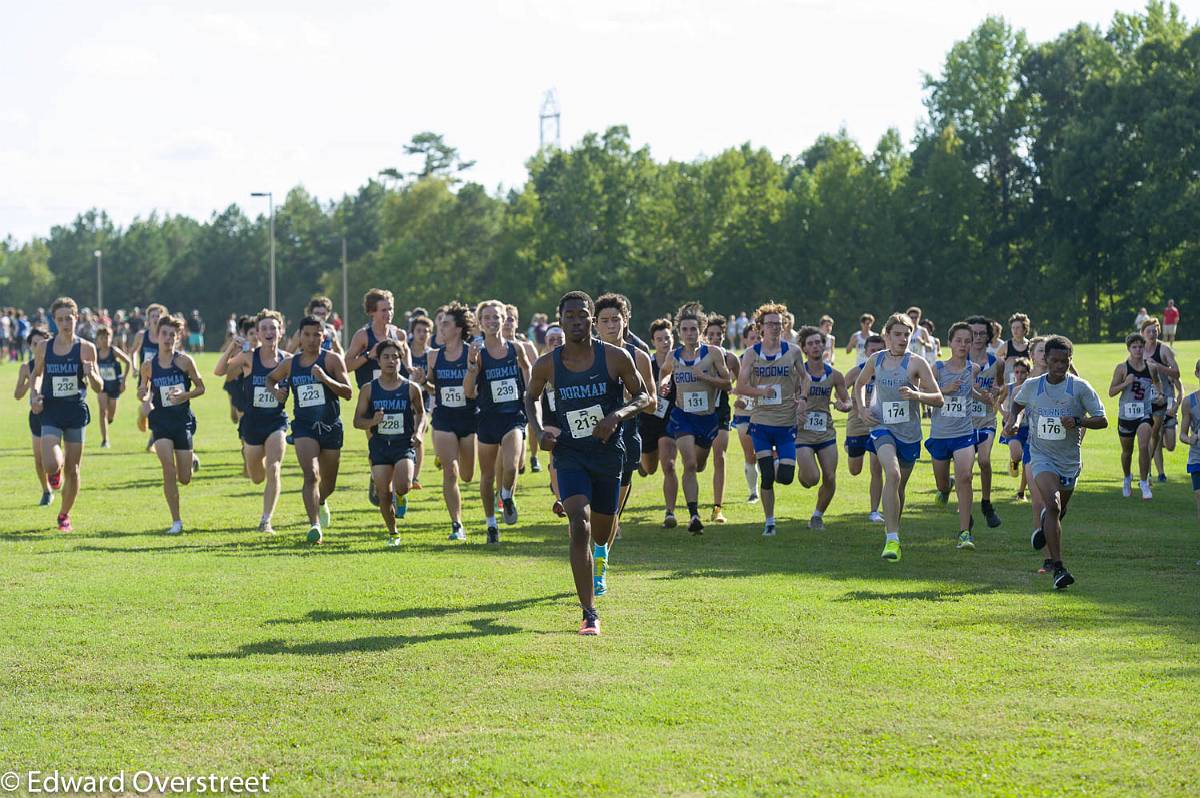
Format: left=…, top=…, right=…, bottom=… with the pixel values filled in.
left=486, top=525, right=500, bottom=545
left=1053, top=565, right=1075, bottom=590
left=1031, top=508, right=1047, bottom=551
left=530, top=457, right=541, bottom=473
left=1037, top=558, right=1053, bottom=574
left=688, top=515, right=704, bottom=535
left=501, top=497, right=518, bottom=526
left=982, top=501, right=1001, bottom=528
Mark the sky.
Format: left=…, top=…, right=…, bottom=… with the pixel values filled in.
left=0, top=0, right=1168, bottom=242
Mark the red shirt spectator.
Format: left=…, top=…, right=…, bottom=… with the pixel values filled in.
left=1163, top=303, right=1180, bottom=326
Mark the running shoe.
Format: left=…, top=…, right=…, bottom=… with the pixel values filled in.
left=956, top=530, right=975, bottom=550
left=56, top=513, right=71, bottom=532
left=762, top=523, right=776, bottom=537
left=501, top=496, right=518, bottom=525
left=747, top=492, right=759, bottom=504
left=1008, top=459, right=1020, bottom=478
left=1122, top=475, right=1132, bottom=497
left=530, top=456, right=541, bottom=473
left=518, top=462, right=526, bottom=475
left=448, top=523, right=466, bottom=542
left=1032, top=508, right=1047, bottom=551
left=593, top=551, right=607, bottom=596
left=259, top=518, right=274, bottom=535
left=38, top=490, right=52, bottom=507
left=881, top=539, right=901, bottom=561
left=688, top=515, right=704, bottom=535
left=936, top=490, right=949, bottom=505
left=368, top=478, right=380, bottom=507
left=486, top=525, right=500, bottom=545
left=1015, top=491, right=1027, bottom=502
left=167, top=521, right=183, bottom=536
left=1037, top=558, right=1053, bottom=574
left=434, top=456, right=442, bottom=470
left=306, top=526, right=323, bottom=545
left=1157, top=473, right=1167, bottom=483
left=808, top=514, right=825, bottom=531
left=983, top=501, right=1002, bottom=528
left=868, top=511, right=885, bottom=524
left=552, top=500, right=566, bottom=517
left=319, top=501, right=332, bottom=529
left=412, top=479, right=423, bottom=490
left=1139, top=480, right=1152, bottom=501
left=663, top=512, right=678, bottom=529
left=579, top=610, right=600, bottom=636
left=1053, top=565, right=1075, bottom=590
left=101, top=439, right=111, bottom=449
left=395, top=493, right=408, bottom=519
left=710, top=506, right=727, bottom=523
left=387, top=534, right=401, bottom=547
left=192, top=456, right=201, bottom=472
left=48, top=470, right=62, bottom=490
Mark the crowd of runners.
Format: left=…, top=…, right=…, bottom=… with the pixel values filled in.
left=9, top=291, right=1199, bottom=635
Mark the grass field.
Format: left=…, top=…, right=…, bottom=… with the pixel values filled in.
left=1, top=341, right=1198, bottom=797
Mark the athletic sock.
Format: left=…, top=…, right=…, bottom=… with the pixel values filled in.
left=593, top=542, right=608, bottom=559
left=885, top=531, right=900, bottom=542
left=686, top=501, right=698, bottom=517
left=765, top=516, right=775, bottom=526
left=500, top=488, right=513, bottom=500
left=744, top=463, right=758, bottom=492
left=485, top=514, right=496, bottom=528
left=812, top=509, right=823, bottom=518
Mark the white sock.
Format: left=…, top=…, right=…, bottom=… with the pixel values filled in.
left=500, top=488, right=513, bottom=500
left=486, top=514, right=496, bottom=527
left=886, top=531, right=899, bottom=541
left=812, top=509, right=823, bottom=518
left=765, top=516, right=775, bottom=526
left=744, top=463, right=758, bottom=492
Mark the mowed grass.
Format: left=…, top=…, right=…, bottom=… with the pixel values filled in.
left=1, top=341, right=1198, bottom=797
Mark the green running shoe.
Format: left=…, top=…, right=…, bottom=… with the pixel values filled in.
left=956, top=531, right=975, bottom=550
left=881, top=539, right=901, bottom=562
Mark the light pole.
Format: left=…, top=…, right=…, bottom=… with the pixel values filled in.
left=341, top=236, right=349, bottom=346
left=93, top=250, right=103, bottom=310
left=250, top=191, right=275, bottom=309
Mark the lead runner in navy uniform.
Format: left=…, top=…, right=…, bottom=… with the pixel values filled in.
left=594, top=294, right=655, bottom=588
left=214, top=309, right=291, bottom=534
left=267, top=316, right=354, bottom=544
left=354, top=340, right=425, bottom=547
left=465, top=300, right=532, bottom=543
left=524, top=291, right=651, bottom=636
left=424, top=301, right=478, bottom=542
left=138, top=314, right=205, bottom=535
left=31, top=296, right=103, bottom=533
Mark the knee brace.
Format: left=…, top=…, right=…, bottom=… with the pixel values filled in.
left=758, top=456, right=776, bottom=491
left=776, top=462, right=795, bottom=485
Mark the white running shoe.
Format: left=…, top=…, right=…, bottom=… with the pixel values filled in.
left=762, top=523, right=776, bottom=537
left=868, top=511, right=885, bottom=524
left=1140, top=480, right=1152, bottom=500
left=166, top=520, right=183, bottom=535
left=1122, top=475, right=1132, bottom=497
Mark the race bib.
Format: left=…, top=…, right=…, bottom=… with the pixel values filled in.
left=99, top=365, right=117, bottom=382
left=803, top=411, right=828, bottom=432
left=566, top=405, right=603, bottom=439
left=51, top=375, right=78, bottom=397
left=490, top=377, right=519, bottom=404
left=654, top=396, right=670, bottom=418
left=440, top=385, right=466, bottom=408
left=969, top=399, right=988, bottom=418
left=298, top=383, right=326, bottom=408
left=158, top=385, right=183, bottom=406
left=942, top=395, right=967, bottom=418
left=882, top=401, right=909, bottom=424
left=683, top=390, right=710, bottom=414
left=378, top=413, right=405, bottom=435
left=253, top=386, right=279, bottom=409
left=1120, top=401, right=1145, bottom=420
left=1037, top=416, right=1065, bottom=440
left=760, top=384, right=783, bottom=406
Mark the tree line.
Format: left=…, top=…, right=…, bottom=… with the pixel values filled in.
left=1, top=4, right=1196, bottom=344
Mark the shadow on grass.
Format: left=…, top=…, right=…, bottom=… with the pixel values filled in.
left=190, top=617, right=522, bottom=659
left=263, top=591, right=575, bottom=626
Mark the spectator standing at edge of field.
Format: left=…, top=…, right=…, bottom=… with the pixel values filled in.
left=187, top=310, right=206, bottom=352
left=1134, top=307, right=1150, bottom=334
left=1163, top=300, right=1180, bottom=345
left=735, top=311, right=749, bottom=341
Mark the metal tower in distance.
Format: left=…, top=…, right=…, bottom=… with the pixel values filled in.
left=539, top=89, right=561, bottom=150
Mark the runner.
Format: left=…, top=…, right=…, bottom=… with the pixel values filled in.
left=345, top=289, right=406, bottom=506
left=997, top=357, right=1033, bottom=499
left=523, top=291, right=650, bottom=635
left=222, top=316, right=256, bottom=425
left=503, top=303, right=541, bottom=478
left=966, top=315, right=1004, bottom=528
left=286, top=296, right=344, bottom=355
left=1005, top=336, right=1107, bottom=589
left=843, top=334, right=885, bottom=523
left=905, top=307, right=931, bottom=357
left=139, top=314, right=205, bottom=534
left=267, top=315, right=353, bottom=543
left=407, top=314, right=435, bottom=490
left=658, top=302, right=733, bottom=535
left=730, top=322, right=760, bottom=504
left=819, top=315, right=836, bottom=365
left=31, top=297, right=102, bottom=531
left=426, top=301, right=478, bottom=541
left=924, top=322, right=982, bottom=548
left=466, top=300, right=531, bottom=543
left=997, top=313, right=1032, bottom=384
left=14, top=326, right=53, bottom=505
left=1109, top=332, right=1165, bottom=500
left=354, top=340, right=425, bottom=546
left=132, top=303, right=167, bottom=440
left=854, top=313, right=944, bottom=561
left=93, top=325, right=132, bottom=449
left=1142, top=317, right=1182, bottom=483
left=845, top=314, right=877, bottom=366
left=215, top=310, right=290, bottom=534
left=736, top=302, right=808, bottom=537
left=538, top=325, right=566, bottom=515
left=595, top=294, right=654, bottom=550
left=795, top=325, right=852, bottom=530
left=704, top=315, right=743, bottom=522
left=1178, top=362, right=1200, bottom=537
left=639, top=318, right=680, bottom=528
